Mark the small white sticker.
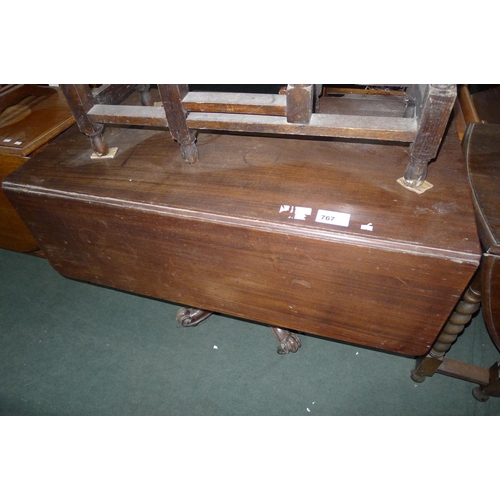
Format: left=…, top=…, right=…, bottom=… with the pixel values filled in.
left=315, top=209, right=350, bottom=227
left=3, top=138, right=12, bottom=143
left=14, top=141, right=22, bottom=145
left=360, top=223, right=374, bottom=231
left=279, top=205, right=312, bottom=221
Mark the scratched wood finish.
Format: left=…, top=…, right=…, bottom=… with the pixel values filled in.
left=0, top=85, right=75, bottom=252
left=286, top=85, right=314, bottom=124
left=3, top=119, right=480, bottom=356
left=92, top=84, right=136, bottom=105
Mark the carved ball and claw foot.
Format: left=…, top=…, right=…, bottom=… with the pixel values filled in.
left=176, top=307, right=212, bottom=327
left=175, top=307, right=302, bottom=355
left=271, top=327, right=302, bottom=355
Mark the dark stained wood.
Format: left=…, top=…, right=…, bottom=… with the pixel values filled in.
left=464, top=122, right=500, bottom=254
left=286, top=84, right=313, bottom=124
left=471, top=86, right=500, bottom=125
left=472, top=362, right=500, bottom=402
left=58, top=85, right=454, bottom=185
left=3, top=116, right=480, bottom=357
left=411, top=270, right=482, bottom=382
left=403, top=84, right=457, bottom=187
left=464, top=121, right=500, bottom=350
left=92, top=84, right=136, bottom=105
left=157, top=84, right=198, bottom=164
left=482, top=254, right=500, bottom=349
left=59, top=84, right=109, bottom=155
left=412, top=117, right=500, bottom=399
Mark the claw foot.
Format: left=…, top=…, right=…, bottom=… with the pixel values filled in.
left=271, top=327, right=301, bottom=355
left=176, top=307, right=212, bottom=327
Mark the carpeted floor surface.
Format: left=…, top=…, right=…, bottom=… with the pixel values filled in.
left=1, top=248, right=499, bottom=415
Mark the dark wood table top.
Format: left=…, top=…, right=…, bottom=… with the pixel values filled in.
left=3, top=117, right=482, bottom=356
left=464, top=122, right=500, bottom=255
left=5, top=120, right=480, bottom=264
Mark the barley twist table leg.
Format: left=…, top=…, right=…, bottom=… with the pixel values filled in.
left=411, top=272, right=482, bottom=383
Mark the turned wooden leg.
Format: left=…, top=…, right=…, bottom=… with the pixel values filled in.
left=87, top=126, right=109, bottom=156
left=411, top=271, right=482, bottom=383
left=158, top=84, right=199, bottom=164
left=59, top=84, right=110, bottom=156
left=403, top=156, right=429, bottom=188
left=270, top=327, right=301, bottom=355
left=176, top=307, right=212, bottom=327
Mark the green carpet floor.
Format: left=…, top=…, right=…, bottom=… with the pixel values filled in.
left=1, top=248, right=499, bottom=415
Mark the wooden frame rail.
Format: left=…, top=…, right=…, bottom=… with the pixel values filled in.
left=60, top=84, right=457, bottom=187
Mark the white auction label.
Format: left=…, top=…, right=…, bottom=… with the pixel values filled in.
left=315, top=209, right=350, bottom=227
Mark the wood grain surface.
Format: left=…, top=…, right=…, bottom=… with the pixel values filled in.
left=3, top=118, right=481, bottom=356
left=464, top=121, right=500, bottom=350
left=0, top=85, right=75, bottom=252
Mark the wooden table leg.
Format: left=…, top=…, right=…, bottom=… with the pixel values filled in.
left=270, top=327, right=302, bottom=355
left=411, top=270, right=482, bottom=382
left=176, top=307, right=212, bottom=327
left=175, top=307, right=302, bottom=354
left=472, top=362, right=500, bottom=402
